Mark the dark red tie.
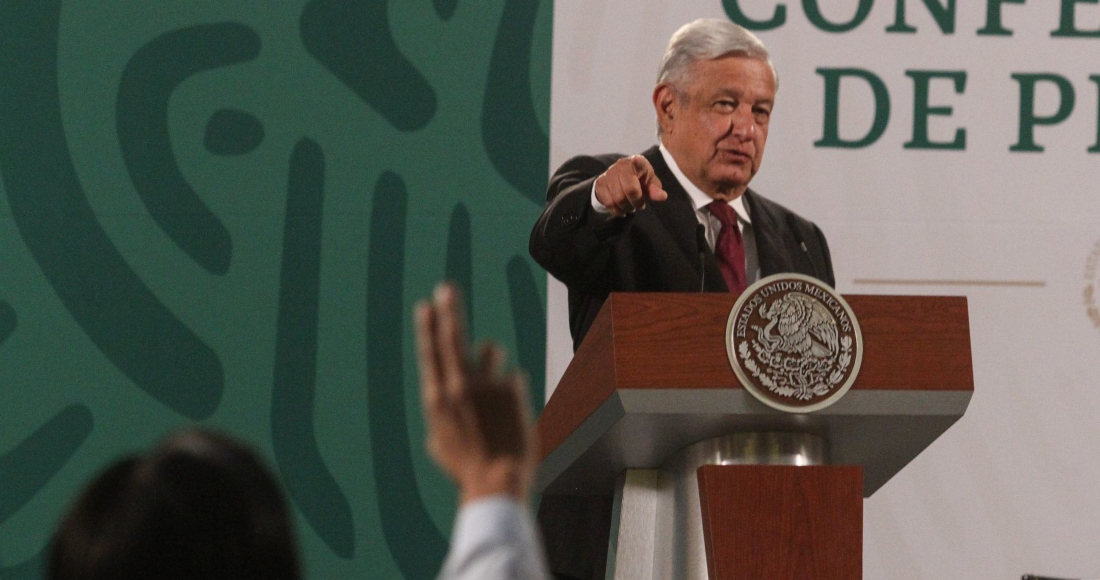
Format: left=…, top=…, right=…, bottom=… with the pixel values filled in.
left=706, top=201, right=747, bottom=294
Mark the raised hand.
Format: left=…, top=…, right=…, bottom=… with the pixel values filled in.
left=415, top=283, right=536, bottom=506
left=594, top=154, right=668, bottom=217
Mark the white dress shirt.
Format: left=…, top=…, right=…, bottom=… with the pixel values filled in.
left=590, top=144, right=761, bottom=284
left=437, top=496, right=550, bottom=580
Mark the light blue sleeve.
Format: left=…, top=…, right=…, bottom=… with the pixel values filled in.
left=437, top=496, right=550, bottom=580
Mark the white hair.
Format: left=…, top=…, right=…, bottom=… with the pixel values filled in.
left=655, top=19, right=778, bottom=136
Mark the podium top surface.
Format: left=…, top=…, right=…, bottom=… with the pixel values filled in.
left=535, top=292, right=973, bottom=497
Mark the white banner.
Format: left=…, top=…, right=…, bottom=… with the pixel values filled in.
left=547, top=1, right=1100, bottom=578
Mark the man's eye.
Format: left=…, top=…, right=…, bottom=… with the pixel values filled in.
left=715, top=100, right=736, bottom=111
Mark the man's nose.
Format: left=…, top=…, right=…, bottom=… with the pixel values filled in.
left=729, top=107, right=755, bottom=141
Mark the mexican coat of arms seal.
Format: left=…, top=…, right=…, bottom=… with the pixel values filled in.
left=726, top=274, right=863, bottom=413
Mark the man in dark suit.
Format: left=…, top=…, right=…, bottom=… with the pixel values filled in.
left=530, top=21, right=832, bottom=353
left=528, top=18, right=835, bottom=580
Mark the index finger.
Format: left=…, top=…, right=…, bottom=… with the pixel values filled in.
left=415, top=301, right=445, bottom=409
left=629, top=155, right=653, bottom=180
left=630, top=155, right=667, bottom=202
left=433, top=282, right=471, bottom=400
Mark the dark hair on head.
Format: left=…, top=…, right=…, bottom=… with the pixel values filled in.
left=48, top=429, right=302, bottom=580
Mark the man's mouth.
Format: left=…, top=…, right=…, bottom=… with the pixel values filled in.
left=718, top=149, right=752, bottom=162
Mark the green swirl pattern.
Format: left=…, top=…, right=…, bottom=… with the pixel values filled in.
left=0, top=1, right=551, bottom=578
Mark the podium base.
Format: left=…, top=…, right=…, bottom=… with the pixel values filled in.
left=699, top=464, right=863, bottom=580
left=606, top=432, right=858, bottom=580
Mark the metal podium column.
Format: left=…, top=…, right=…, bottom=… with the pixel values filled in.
left=606, top=432, right=828, bottom=580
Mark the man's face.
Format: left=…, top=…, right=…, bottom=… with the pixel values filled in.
left=657, top=55, right=775, bottom=200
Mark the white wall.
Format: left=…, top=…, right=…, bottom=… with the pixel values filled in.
left=547, top=1, right=1100, bottom=578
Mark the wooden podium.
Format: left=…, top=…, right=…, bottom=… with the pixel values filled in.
left=535, top=293, right=973, bottom=580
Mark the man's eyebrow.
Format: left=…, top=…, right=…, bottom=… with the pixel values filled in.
left=714, top=87, right=773, bottom=106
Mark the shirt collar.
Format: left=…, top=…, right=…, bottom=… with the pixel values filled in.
left=658, top=143, right=750, bottom=224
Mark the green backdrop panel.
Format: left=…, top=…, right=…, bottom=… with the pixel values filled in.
left=0, top=1, right=552, bottom=579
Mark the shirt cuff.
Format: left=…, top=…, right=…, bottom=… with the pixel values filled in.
left=590, top=176, right=612, bottom=215
left=438, top=496, right=549, bottom=580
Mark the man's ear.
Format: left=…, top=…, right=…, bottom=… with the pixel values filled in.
left=653, top=83, right=677, bottom=135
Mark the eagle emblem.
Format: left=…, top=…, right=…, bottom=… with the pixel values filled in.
left=726, top=274, right=862, bottom=413
left=757, top=292, right=838, bottom=359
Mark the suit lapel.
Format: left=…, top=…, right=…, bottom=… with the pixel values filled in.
left=743, top=189, right=794, bottom=277
left=644, top=146, right=728, bottom=292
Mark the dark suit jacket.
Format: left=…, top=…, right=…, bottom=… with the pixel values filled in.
left=530, top=145, right=835, bottom=350
left=529, top=146, right=835, bottom=580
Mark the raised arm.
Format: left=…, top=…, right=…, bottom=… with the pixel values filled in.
left=415, top=283, right=550, bottom=580
left=529, top=153, right=666, bottom=291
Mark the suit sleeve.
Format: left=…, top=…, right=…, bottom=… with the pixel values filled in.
left=528, top=154, right=632, bottom=290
